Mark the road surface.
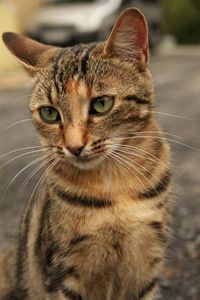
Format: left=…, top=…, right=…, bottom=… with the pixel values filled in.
left=0, top=54, right=200, bottom=299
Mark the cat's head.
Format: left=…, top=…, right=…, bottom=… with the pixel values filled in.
left=2, top=8, right=154, bottom=171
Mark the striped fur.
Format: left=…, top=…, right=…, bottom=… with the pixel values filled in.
left=1, top=8, right=172, bottom=300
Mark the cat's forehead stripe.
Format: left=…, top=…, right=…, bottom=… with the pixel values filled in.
left=80, top=45, right=95, bottom=76
left=53, top=44, right=95, bottom=89
left=66, top=78, right=91, bottom=100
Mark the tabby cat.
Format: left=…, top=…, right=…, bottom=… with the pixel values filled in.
left=0, top=8, right=172, bottom=300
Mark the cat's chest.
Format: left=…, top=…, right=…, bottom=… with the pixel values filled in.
left=41, top=215, right=132, bottom=292
left=32, top=197, right=159, bottom=298
left=43, top=200, right=152, bottom=268
left=44, top=193, right=156, bottom=258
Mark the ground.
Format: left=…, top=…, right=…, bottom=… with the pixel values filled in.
left=0, top=54, right=200, bottom=299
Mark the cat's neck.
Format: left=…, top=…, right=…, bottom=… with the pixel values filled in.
left=47, top=127, right=169, bottom=202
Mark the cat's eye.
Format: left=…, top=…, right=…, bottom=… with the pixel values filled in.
left=90, top=96, right=114, bottom=115
left=39, top=107, right=61, bottom=123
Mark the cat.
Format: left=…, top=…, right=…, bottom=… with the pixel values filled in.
left=0, top=7, right=172, bottom=300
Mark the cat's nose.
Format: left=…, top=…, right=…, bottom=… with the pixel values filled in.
left=67, top=145, right=85, bottom=157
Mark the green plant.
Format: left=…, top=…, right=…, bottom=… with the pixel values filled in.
left=162, top=0, right=200, bottom=44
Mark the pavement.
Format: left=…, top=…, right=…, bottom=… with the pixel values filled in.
left=0, top=53, right=200, bottom=299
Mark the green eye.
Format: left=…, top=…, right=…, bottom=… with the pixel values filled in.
left=39, top=107, right=61, bottom=123
left=90, top=96, right=114, bottom=115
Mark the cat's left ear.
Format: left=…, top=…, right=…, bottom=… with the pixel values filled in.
left=2, top=32, right=59, bottom=76
left=103, top=8, right=149, bottom=69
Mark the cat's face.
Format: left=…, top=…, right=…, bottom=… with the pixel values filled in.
left=3, top=8, right=153, bottom=170
left=30, top=49, right=153, bottom=170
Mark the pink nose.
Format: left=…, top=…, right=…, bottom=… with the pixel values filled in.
left=67, top=145, right=85, bottom=157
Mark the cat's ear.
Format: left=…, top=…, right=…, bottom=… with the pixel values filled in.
left=103, top=8, right=149, bottom=69
left=2, top=32, right=58, bottom=76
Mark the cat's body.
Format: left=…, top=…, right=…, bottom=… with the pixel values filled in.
left=0, top=8, right=172, bottom=300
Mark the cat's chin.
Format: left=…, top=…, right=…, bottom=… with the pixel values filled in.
left=70, top=156, right=104, bottom=170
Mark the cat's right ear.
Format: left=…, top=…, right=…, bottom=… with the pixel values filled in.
left=103, top=8, right=149, bottom=70
left=2, top=32, right=58, bottom=76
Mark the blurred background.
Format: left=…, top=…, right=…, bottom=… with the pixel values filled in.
left=1, top=0, right=200, bottom=79
left=0, top=1, right=200, bottom=299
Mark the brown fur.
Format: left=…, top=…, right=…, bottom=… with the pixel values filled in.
left=1, top=8, right=172, bottom=300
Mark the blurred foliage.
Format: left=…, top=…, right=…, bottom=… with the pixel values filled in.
left=162, top=0, right=200, bottom=44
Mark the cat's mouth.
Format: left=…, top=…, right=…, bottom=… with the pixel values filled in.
left=77, top=156, right=96, bottom=162
left=61, top=147, right=106, bottom=170
left=70, top=155, right=104, bottom=170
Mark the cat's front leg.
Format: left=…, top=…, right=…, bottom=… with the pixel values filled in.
left=137, top=279, right=159, bottom=300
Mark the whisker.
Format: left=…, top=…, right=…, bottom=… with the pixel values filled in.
left=110, top=130, right=183, bottom=140
left=19, top=154, right=55, bottom=192
left=134, top=131, right=183, bottom=140
left=0, top=154, right=51, bottom=204
left=3, top=119, right=32, bottom=132
left=123, top=135, right=200, bottom=152
left=14, top=94, right=32, bottom=103
left=108, top=152, right=133, bottom=177
left=154, top=111, right=195, bottom=121
left=110, top=135, right=200, bottom=152
left=107, top=142, right=177, bottom=177
left=109, top=152, right=150, bottom=194
left=116, top=149, right=169, bottom=192
left=101, top=152, right=112, bottom=170
left=108, top=150, right=145, bottom=190
left=113, top=151, right=162, bottom=201
left=35, top=157, right=62, bottom=203
left=0, top=149, right=48, bottom=171
left=0, top=146, right=46, bottom=160
left=22, top=153, right=46, bottom=160
left=113, top=146, right=154, bottom=162
left=23, top=155, right=59, bottom=224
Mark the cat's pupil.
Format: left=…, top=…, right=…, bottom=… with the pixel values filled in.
left=100, top=100, right=105, bottom=106
left=49, top=108, right=52, bottom=114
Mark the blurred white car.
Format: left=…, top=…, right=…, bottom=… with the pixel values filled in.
left=27, top=0, right=161, bottom=49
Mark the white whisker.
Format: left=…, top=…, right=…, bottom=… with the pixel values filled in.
left=108, top=150, right=144, bottom=190
left=0, top=146, right=45, bottom=160
left=107, top=142, right=176, bottom=177
left=14, top=94, right=32, bottom=103
left=0, top=149, right=48, bottom=171
left=23, top=156, right=59, bottom=224
left=0, top=154, right=50, bottom=204
left=117, top=149, right=169, bottom=192
left=154, top=111, right=195, bottom=121
left=35, top=157, right=62, bottom=203
left=113, top=151, right=161, bottom=201
left=110, top=130, right=183, bottom=140
left=19, top=154, right=55, bottom=192
left=110, top=135, right=200, bottom=152
left=3, top=119, right=32, bottom=132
